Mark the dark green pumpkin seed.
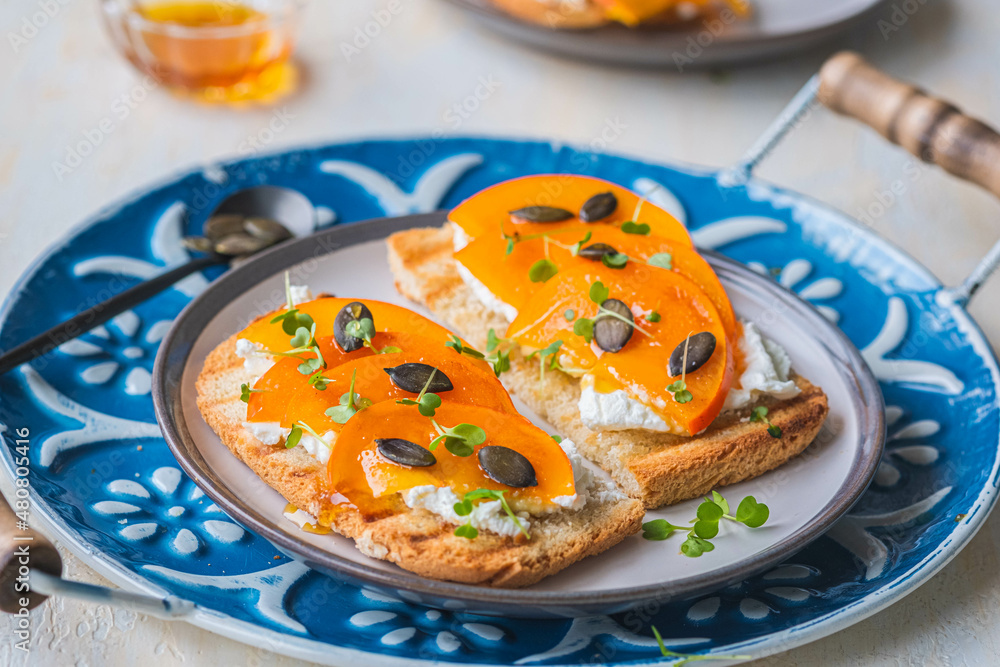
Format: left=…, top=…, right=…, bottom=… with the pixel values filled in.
left=478, top=446, right=538, bottom=488
left=377, top=438, right=437, bottom=467
left=580, top=192, right=617, bottom=222
left=594, top=298, right=634, bottom=353
left=383, top=363, right=454, bottom=393
left=213, top=233, right=272, bottom=257
left=204, top=214, right=247, bottom=241
left=244, top=216, right=293, bottom=243
left=668, top=332, right=717, bottom=377
left=182, top=236, right=215, bottom=254
left=509, top=206, right=574, bottom=223
left=578, top=243, right=618, bottom=261
left=333, top=301, right=373, bottom=352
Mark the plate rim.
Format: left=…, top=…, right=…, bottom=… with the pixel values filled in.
left=0, top=135, right=996, bottom=664
left=152, top=210, right=885, bottom=614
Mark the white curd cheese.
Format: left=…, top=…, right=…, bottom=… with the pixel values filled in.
left=579, top=379, right=674, bottom=433
left=288, top=284, right=313, bottom=306
left=299, top=430, right=336, bottom=465
left=723, top=321, right=800, bottom=410
left=401, top=485, right=530, bottom=538
left=283, top=507, right=318, bottom=529
left=400, top=439, right=596, bottom=536
left=243, top=421, right=290, bottom=446
left=234, top=284, right=313, bottom=375
left=455, top=262, right=519, bottom=322
left=235, top=338, right=275, bottom=376
left=451, top=222, right=471, bottom=252
left=578, top=322, right=800, bottom=431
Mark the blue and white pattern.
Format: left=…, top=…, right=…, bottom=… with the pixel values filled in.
left=1, top=138, right=997, bottom=666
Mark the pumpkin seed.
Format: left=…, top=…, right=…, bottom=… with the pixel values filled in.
left=333, top=301, right=374, bottom=352
left=377, top=438, right=437, bottom=467
left=509, top=206, right=574, bottom=223
left=668, top=332, right=717, bottom=377
left=204, top=214, right=248, bottom=241
left=594, top=298, right=634, bottom=353
left=580, top=192, right=617, bottom=222
left=244, top=216, right=292, bottom=243
left=383, top=363, right=454, bottom=393
left=578, top=243, right=618, bottom=261
left=213, top=233, right=272, bottom=257
left=182, top=236, right=215, bottom=254
left=478, top=446, right=538, bottom=488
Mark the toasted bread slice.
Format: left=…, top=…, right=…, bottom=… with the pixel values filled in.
left=196, top=333, right=645, bottom=588
left=386, top=226, right=830, bottom=509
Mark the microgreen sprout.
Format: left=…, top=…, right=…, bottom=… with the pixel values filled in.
left=271, top=273, right=316, bottom=335
left=308, top=370, right=331, bottom=391
left=485, top=328, right=512, bottom=376
left=528, top=258, right=559, bottom=283
left=526, top=339, right=563, bottom=383
left=447, top=333, right=510, bottom=377
left=324, top=369, right=372, bottom=424
left=428, top=420, right=486, bottom=457
left=651, top=626, right=750, bottom=665
left=239, top=383, right=263, bottom=403
left=642, top=490, right=769, bottom=558
left=750, top=405, right=782, bottom=438
left=344, top=317, right=400, bottom=354
left=452, top=489, right=529, bottom=540
left=501, top=224, right=586, bottom=257
left=620, top=221, right=651, bottom=236
left=668, top=333, right=694, bottom=403
left=646, top=311, right=661, bottom=323
left=285, top=420, right=327, bottom=450
left=601, top=251, right=629, bottom=269
left=396, top=368, right=443, bottom=417
left=564, top=309, right=576, bottom=321
left=648, top=252, right=673, bottom=270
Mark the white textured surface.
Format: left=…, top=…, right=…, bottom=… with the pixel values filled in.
left=1, top=0, right=1000, bottom=665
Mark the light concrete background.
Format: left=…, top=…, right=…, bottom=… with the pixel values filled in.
left=1, top=0, right=998, bottom=664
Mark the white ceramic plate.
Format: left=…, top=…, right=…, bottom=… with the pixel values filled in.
left=446, top=0, right=886, bottom=68
left=154, top=212, right=883, bottom=618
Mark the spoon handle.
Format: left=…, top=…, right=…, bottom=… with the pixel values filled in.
left=0, top=254, right=226, bottom=376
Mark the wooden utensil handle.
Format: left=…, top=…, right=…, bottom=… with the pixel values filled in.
left=0, top=488, right=62, bottom=612
left=819, top=51, right=1000, bottom=200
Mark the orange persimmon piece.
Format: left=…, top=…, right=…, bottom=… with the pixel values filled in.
left=247, top=332, right=506, bottom=427
left=328, top=402, right=576, bottom=518
left=507, top=263, right=733, bottom=435
left=454, top=224, right=736, bottom=340
left=237, top=297, right=457, bottom=355
left=248, top=350, right=518, bottom=432
left=448, top=174, right=691, bottom=247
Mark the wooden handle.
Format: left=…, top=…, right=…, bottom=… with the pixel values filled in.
left=819, top=51, right=1000, bottom=200
left=0, top=489, right=62, bottom=612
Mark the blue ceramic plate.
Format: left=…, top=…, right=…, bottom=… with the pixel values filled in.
left=1, top=138, right=997, bottom=665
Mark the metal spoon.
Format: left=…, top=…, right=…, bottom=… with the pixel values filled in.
left=0, top=185, right=314, bottom=376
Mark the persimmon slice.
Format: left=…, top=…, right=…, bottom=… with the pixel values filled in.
left=247, top=333, right=509, bottom=428
left=454, top=224, right=736, bottom=339
left=448, top=174, right=692, bottom=246
left=507, top=263, right=733, bottom=435
left=328, top=402, right=576, bottom=518
left=238, top=297, right=458, bottom=355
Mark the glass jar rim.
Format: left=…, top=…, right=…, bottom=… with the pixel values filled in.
left=102, top=0, right=306, bottom=39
